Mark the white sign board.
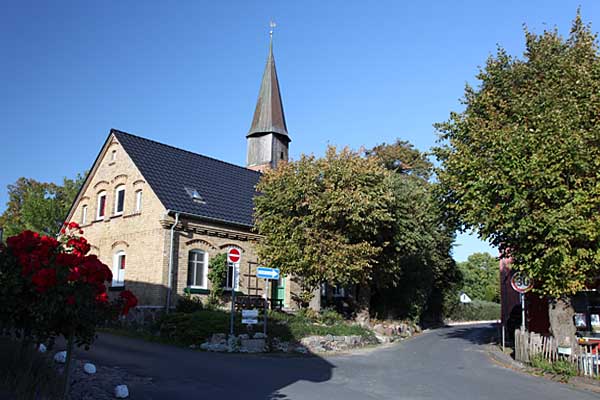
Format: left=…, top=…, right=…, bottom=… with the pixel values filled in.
left=242, top=309, right=259, bottom=325
left=459, top=293, right=472, bottom=304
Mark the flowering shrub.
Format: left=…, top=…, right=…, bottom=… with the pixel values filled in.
left=0, top=222, right=137, bottom=347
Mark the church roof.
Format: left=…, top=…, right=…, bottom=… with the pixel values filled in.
left=247, top=39, right=290, bottom=142
left=112, top=129, right=261, bottom=228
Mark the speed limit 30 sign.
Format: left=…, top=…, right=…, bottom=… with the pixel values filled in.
left=510, top=272, right=533, bottom=293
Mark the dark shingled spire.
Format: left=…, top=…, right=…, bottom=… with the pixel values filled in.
left=247, top=37, right=290, bottom=142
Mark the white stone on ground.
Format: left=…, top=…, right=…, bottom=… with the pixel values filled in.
left=83, top=363, right=97, bottom=374
left=54, top=351, right=67, bottom=363
left=37, top=343, right=47, bottom=353
left=114, top=384, right=129, bottom=398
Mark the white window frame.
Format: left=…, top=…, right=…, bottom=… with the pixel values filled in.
left=225, top=260, right=240, bottom=291
left=81, top=205, right=88, bottom=225
left=114, top=185, right=125, bottom=215
left=112, top=251, right=126, bottom=287
left=96, top=191, right=107, bottom=220
left=187, top=250, right=208, bottom=289
left=135, top=190, right=142, bottom=213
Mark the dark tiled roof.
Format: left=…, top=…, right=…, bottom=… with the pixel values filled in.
left=112, top=129, right=261, bottom=228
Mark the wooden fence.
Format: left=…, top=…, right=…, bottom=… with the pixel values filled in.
left=514, top=329, right=600, bottom=378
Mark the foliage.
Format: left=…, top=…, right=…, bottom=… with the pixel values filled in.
left=0, top=337, right=62, bottom=399
left=457, top=252, right=500, bottom=302
left=175, top=293, right=204, bottom=314
left=445, top=299, right=500, bottom=322
left=0, top=173, right=85, bottom=238
left=367, top=141, right=461, bottom=322
left=155, top=309, right=373, bottom=346
left=255, top=146, right=395, bottom=296
left=434, top=13, right=600, bottom=297
left=207, top=253, right=227, bottom=304
left=529, top=354, right=577, bottom=379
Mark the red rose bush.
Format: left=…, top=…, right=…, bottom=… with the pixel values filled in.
left=0, top=223, right=138, bottom=397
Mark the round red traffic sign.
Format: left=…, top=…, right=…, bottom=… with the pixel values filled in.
left=510, top=272, right=533, bottom=293
left=227, top=248, right=241, bottom=263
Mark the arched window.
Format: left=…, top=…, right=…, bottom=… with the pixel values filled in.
left=81, top=205, right=88, bottom=225
left=135, top=190, right=142, bottom=213
left=97, top=191, right=107, bottom=219
left=114, top=185, right=125, bottom=215
left=112, top=251, right=126, bottom=287
left=187, top=250, right=208, bottom=289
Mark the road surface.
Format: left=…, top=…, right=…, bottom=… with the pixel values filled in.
left=73, top=324, right=599, bottom=399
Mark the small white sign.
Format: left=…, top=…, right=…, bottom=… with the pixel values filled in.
left=242, top=309, right=259, bottom=318
left=242, top=318, right=258, bottom=325
left=459, top=293, right=472, bottom=304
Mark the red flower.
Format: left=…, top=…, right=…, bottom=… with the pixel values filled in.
left=96, top=292, right=109, bottom=304
left=119, top=290, right=138, bottom=315
left=31, top=268, right=57, bottom=293
left=56, top=253, right=81, bottom=268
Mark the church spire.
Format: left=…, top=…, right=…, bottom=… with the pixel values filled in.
left=247, top=22, right=290, bottom=142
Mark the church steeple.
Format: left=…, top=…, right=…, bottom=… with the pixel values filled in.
left=247, top=23, right=291, bottom=172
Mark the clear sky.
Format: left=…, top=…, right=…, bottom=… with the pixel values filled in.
left=1, top=0, right=598, bottom=261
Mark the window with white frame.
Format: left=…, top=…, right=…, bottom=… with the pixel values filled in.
left=81, top=205, right=88, bottom=225
left=135, top=190, right=142, bottom=213
left=112, top=251, right=126, bottom=287
left=225, top=259, right=240, bottom=290
left=97, top=191, right=107, bottom=219
left=187, top=250, right=208, bottom=288
left=114, top=185, right=125, bottom=215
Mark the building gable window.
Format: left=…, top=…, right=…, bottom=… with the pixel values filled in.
left=112, top=251, right=126, bottom=287
left=81, top=205, right=88, bottom=225
left=97, top=191, right=107, bottom=219
left=111, top=149, right=117, bottom=161
left=135, top=190, right=142, bottom=213
left=187, top=250, right=207, bottom=289
left=114, top=185, right=125, bottom=215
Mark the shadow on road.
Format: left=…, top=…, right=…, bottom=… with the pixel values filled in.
left=441, top=324, right=497, bottom=346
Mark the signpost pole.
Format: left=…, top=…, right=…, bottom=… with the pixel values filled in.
left=264, top=279, right=268, bottom=336
left=520, top=292, right=525, bottom=332
left=230, top=266, right=236, bottom=336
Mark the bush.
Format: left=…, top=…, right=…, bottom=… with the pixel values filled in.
left=159, top=310, right=235, bottom=345
left=175, top=295, right=204, bottom=314
left=445, top=300, right=500, bottom=321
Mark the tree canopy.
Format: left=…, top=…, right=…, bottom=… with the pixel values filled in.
left=434, top=13, right=600, bottom=297
left=457, top=252, right=499, bottom=303
left=255, top=146, right=395, bottom=300
left=0, top=174, right=85, bottom=238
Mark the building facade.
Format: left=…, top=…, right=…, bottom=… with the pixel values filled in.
left=65, top=39, right=306, bottom=312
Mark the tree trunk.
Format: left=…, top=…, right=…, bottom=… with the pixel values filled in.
left=355, top=283, right=371, bottom=327
left=548, top=297, right=577, bottom=353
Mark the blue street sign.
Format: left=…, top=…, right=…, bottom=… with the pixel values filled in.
left=256, top=267, right=280, bottom=280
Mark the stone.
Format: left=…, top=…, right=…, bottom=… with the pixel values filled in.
left=238, top=334, right=250, bottom=340
left=188, top=344, right=197, bottom=349
left=253, top=332, right=267, bottom=339
left=37, top=343, right=47, bottom=353
left=200, top=342, right=210, bottom=351
left=240, top=338, right=266, bottom=353
left=208, top=343, right=228, bottom=352
left=54, top=351, right=67, bottom=364
left=373, top=323, right=385, bottom=334
left=114, top=384, right=129, bottom=398
left=83, top=363, right=97, bottom=375
left=294, top=346, right=308, bottom=354
left=210, top=333, right=227, bottom=345
left=227, top=336, right=240, bottom=352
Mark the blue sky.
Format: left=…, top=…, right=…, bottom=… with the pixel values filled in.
left=1, top=0, right=597, bottom=261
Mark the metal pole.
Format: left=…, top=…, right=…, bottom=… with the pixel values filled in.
left=264, top=279, right=268, bottom=336
left=520, top=292, right=526, bottom=332
left=230, top=264, right=236, bottom=336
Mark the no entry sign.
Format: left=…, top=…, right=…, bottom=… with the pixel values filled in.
left=227, top=248, right=241, bottom=264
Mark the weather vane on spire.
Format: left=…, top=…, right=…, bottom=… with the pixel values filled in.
left=269, top=20, right=276, bottom=39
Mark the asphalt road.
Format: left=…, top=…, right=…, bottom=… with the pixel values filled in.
left=73, top=324, right=599, bottom=400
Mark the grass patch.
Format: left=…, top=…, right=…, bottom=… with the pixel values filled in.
left=0, top=336, right=62, bottom=399
left=105, top=308, right=374, bottom=347
left=529, top=354, right=577, bottom=381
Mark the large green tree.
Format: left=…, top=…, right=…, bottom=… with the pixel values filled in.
left=367, top=140, right=460, bottom=322
left=0, top=174, right=85, bottom=238
left=457, top=252, right=499, bottom=303
left=255, top=146, right=395, bottom=318
left=434, top=13, right=600, bottom=343
left=434, top=14, right=600, bottom=298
